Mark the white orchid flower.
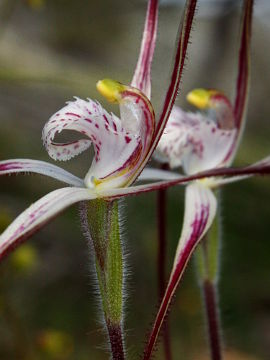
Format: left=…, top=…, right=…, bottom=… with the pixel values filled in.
left=1, top=0, right=269, bottom=266
left=143, top=1, right=270, bottom=358
left=0, top=0, right=197, bottom=260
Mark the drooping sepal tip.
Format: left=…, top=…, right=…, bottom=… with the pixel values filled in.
left=96, top=79, right=126, bottom=104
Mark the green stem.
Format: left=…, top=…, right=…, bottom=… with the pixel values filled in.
left=81, top=199, right=125, bottom=360
left=157, top=184, right=172, bottom=360
left=196, top=206, right=223, bottom=360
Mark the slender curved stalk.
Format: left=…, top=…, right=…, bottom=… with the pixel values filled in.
left=143, top=239, right=195, bottom=360
left=196, top=198, right=222, bottom=360
left=157, top=187, right=167, bottom=299
left=157, top=176, right=172, bottom=359
left=202, top=279, right=222, bottom=360
left=157, top=164, right=172, bottom=360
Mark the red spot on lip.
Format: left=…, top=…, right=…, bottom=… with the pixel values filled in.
left=65, top=112, right=80, bottom=118
left=103, top=115, right=109, bottom=124
left=125, top=136, right=132, bottom=144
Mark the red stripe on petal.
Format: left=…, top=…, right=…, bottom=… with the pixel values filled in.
left=142, top=185, right=216, bottom=360
left=133, top=0, right=197, bottom=181
left=131, top=0, right=159, bottom=99
left=234, top=0, right=253, bottom=129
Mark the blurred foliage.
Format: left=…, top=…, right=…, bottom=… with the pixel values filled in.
left=10, top=244, right=38, bottom=273
left=0, top=0, right=270, bottom=359
left=37, top=329, right=74, bottom=359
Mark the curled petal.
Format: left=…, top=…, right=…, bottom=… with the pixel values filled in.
left=156, top=106, right=236, bottom=174
left=143, top=184, right=217, bottom=359
left=42, top=96, right=143, bottom=190
left=42, top=98, right=115, bottom=161
left=0, top=187, right=96, bottom=261
left=0, top=159, right=83, bottom=186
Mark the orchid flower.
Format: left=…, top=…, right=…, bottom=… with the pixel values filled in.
left=2, top=3, right=270, bottom=255
left=0, top=0, right=195, bottom=262
left=0, top=1, right=198, bottom=358
left=1, top=0, right=270, bottom=358
left=141, top=1, right=270, bottom=359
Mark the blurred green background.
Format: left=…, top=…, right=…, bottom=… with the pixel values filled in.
left=0, top=0, right=270, bottom=359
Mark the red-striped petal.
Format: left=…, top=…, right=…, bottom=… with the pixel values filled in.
left=0, top=187, right=96, bottom=261
left=131, top=0, right=159, bottom=99
left=143, top=184, right=217, bottom=359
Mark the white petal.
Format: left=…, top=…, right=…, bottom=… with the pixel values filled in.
left=155, top=107, right=195, bottom=168
left=0, top=159, right=83, bottom=187
left=156, top=106, right=236, bottom=174
left=0, top=187, right=96, bottom=260
left=172, top=183, right=217, bottom=269
left=138, top=167, right=182, bottom=181
left=43, top=98, right=125, bottom=161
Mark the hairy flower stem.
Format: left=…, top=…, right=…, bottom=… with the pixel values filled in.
left=196, top=209, right=222, bottom=360
left=157, top=166, right=172, bottom=360
left=82, top=199, right=125, bottom=360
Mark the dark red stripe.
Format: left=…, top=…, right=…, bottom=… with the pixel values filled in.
left=234, top=0, right=253, bottom=128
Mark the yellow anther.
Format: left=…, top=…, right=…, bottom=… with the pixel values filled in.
left=187, top=88, right=219, bottom=109
left=96, top=79, right=126, bottom=104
